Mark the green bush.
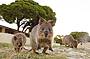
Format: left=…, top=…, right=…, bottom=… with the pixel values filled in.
left=54, top=35, right=63, bottom=45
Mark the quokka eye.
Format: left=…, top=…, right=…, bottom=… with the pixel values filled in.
left=49, top=28, right=53, bottom=33
left=42, top=28, right=44, bottom=30
left=49, top=28, right=51, bottom=31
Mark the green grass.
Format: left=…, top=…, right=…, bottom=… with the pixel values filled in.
left=0, top=42, right=13, bottom=48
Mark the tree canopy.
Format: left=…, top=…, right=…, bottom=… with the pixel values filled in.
left=0, top=0, right=56, bottom=32
left=70, top=32, right=89, bottom=43
left=70, top=32, right=89, bottom=39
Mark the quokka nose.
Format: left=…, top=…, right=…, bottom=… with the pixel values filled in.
left=44, top=31, right=48, bottom=37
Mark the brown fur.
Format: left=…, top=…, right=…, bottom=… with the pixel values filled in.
left=30, top=18, right=54, bottom=54
left=12, top=33, right=26, bottom=52
left=62, top=35, right=78, bottom=48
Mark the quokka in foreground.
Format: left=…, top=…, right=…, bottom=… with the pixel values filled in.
left=30, top=17, right=54, bottom=54
left=12, top=33, right=26, bottom=52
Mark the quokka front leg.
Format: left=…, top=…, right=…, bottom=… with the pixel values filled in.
left=47, top=40, right=53, bottom=51
left=49, top=44, right=53, bottom=51
left=42, top=44, right=49, bottom=54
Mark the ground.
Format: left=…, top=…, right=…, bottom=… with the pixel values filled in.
left=0, top=33, right=90, bottom=59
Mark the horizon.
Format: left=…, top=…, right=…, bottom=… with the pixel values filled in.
left=0, top=0, right=90, bottom=36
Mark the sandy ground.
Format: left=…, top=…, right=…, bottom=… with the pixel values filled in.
left=0, top=33, right=30, bottom=45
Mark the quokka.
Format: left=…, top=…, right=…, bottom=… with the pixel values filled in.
left=62, top=35, right=78, bottom=48
left=30, top=17, right=54, bottom=54
left=12, top=33, right=26, bottom=52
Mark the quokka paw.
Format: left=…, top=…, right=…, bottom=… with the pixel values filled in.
left=34, top=52, right=40, bottom=54
left=49, top=48, right=53, bottom=51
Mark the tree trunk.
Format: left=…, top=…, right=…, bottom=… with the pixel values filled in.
left=17, top=17, right=24, bottom=31
left=17, top=20, right=20, bottom=31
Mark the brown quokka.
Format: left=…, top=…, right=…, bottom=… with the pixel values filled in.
left=62, top=35, right=78, bottom=48
left=30, top=17, right=54, bottom=54
left=12, top=33, right=26, bottom=52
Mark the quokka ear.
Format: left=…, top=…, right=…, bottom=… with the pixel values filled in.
left=48, top=20, right=55, bottom=26
left=39, top=17, right=46, bottom=25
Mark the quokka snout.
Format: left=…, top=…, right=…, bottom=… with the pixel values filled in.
left=30, top=17, right=54, bottom=54
left=12, top=33, right=26, bottom=52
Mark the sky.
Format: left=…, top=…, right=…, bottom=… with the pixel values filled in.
left=0, top=0, right=90, bottom=36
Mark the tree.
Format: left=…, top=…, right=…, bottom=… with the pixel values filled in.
left=70, top=32, right=89, bottom=43
left=0, top=0, right=56, bottom=32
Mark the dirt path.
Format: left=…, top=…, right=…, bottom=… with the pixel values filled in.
left=24, top=43, right=90, bottom=59
left=52, top=43, right=90, bottom=59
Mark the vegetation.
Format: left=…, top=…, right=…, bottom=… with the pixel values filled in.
left=0, top=42, right=13, bottom=48
left=0, top=0, right=56, bottom=32
left=54, top=35, right=63, bottom=45
left=54, top=32, right=89, bottom=45
left=70, top=32, right=89, bottom=42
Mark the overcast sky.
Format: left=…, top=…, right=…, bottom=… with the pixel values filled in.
left=0, top=0, right=90, bottom=36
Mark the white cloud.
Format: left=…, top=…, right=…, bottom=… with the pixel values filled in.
left=0, top=0, right=15, bottom=5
